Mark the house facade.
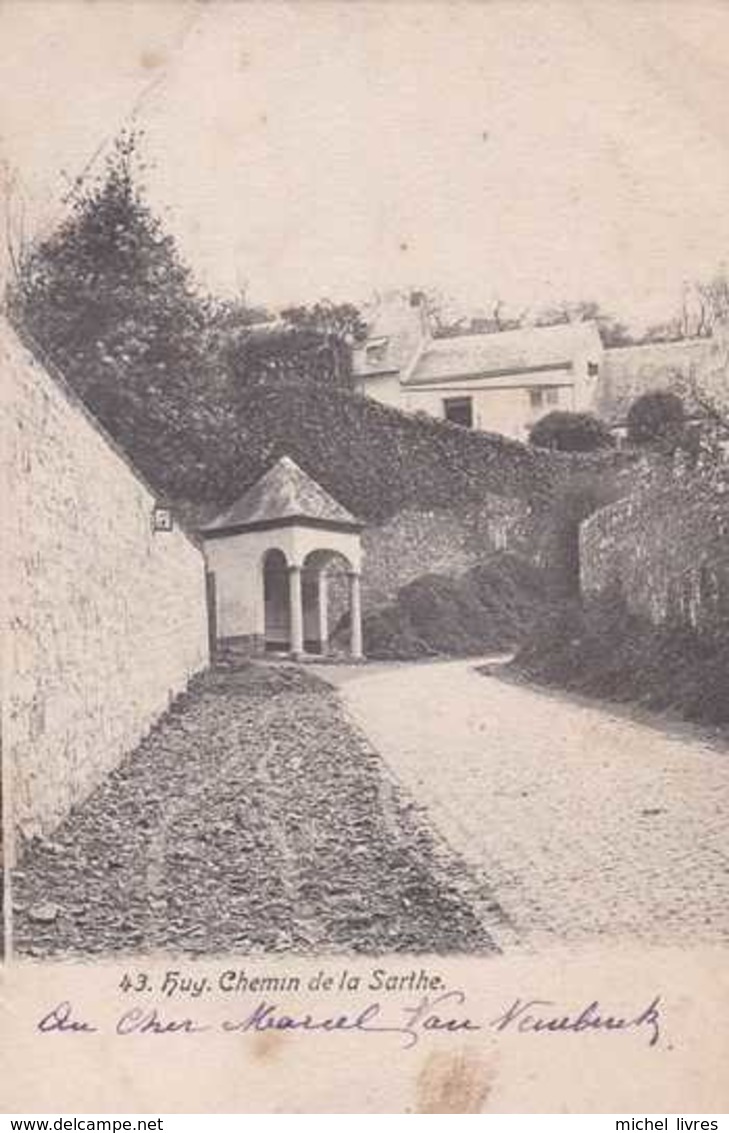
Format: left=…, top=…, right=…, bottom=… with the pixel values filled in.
left=353, top=292, right=721, bottom=442
left=353, top=293, right=604, bottom=441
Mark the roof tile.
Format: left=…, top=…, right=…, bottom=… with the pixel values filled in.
left=407, top=321, right=602, bottom=385
left=202, top=456, right=361, bottom=532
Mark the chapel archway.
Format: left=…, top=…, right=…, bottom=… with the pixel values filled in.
left=263, top=548, right=290, bottom=652
left=202, top=456, right=364, bottom=659
left=302, top=548, right=360, bottom=658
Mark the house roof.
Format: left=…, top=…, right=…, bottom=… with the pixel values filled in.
left=352, top=291, right=429, bottom=379
left=405, top=321, right=602, bottom=387
left=201, top=456, right=362, bottom=535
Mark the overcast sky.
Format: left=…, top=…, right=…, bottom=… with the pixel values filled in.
left=2, top=0, right=729, bottom=329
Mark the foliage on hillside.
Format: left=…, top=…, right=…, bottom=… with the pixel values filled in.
left=216, top=298, right=367, bottom=395
left=513, top=587, right=729, bottom=726
left=529, top=410, right=615, bottom=453
left=7, top=134, right=238, bottom=499
left=218, top=379, right=610, bottom=522
left=5, top=134, right=368, bottom=503
left=426, top=292, right=634, bottom=346
left=6, top=132, right=634, bottom=555
left=627, top=389, right=688, bottom=451
left=351, top=552, right=549, bottom=659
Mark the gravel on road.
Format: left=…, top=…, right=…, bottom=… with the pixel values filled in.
left=12, top=661, right=502, bottom=958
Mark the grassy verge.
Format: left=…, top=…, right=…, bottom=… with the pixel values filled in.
left=511, top=589, right=729, bottom=727
left=355, top=552, right=549, bottom=660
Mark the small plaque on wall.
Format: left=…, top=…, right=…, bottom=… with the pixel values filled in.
left=152, top=504, right=174, bottom=532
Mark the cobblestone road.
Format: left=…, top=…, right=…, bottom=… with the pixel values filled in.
left=326, top=658, right=729, bottom=948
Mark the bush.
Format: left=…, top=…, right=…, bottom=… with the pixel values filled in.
left=357, top=552, right=549, bottom=659
left=626, top=390, right=687, bottom=451
left=529, top=410, right=615, bottom=452
left=218, top=381, right=571, bottom=520
left=513, top=585, right=729, bottom=726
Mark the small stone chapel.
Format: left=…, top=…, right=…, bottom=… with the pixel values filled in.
left=200, top=456, right=364, bottom=658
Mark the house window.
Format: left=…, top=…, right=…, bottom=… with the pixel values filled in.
left=365, top=338, right=388, bottom=366
left=587, top=361, right=599, bottom=377
left=443, top=396, right=473, bottom=428
left=529, top=387, right=559, bottom=411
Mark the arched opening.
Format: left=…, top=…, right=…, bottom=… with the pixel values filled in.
left=302, top=549, right=356, bottom=656
left=263, top=548, right=290, bottom=652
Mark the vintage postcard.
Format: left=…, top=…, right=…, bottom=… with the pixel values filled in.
left=1, top=0, right=728, bottom=1115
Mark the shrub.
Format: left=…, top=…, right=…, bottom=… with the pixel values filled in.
left=626, top=390, right=687, bottom=451
left=221, top=381, right=571, bottom=520
left=356, top=552, right=549, bottom=659
left=529, top=410, right=615, bottom=452
left=512, top=585, right=729, bottom=726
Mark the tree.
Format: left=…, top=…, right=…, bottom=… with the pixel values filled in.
left=221, top=299, right=367, bottom=395
left=279, top=300, right=367, bottom=387
left=415, top=288, right=527, bottom=339
left=626, top=390, right=688, bottom=452
left=466, top=298, right=524, bottom=336
left=644, top=272, right=729, bottom=342
left=528, top=410, right=615, bottom=453
left=673, top=343, right=729, bottom=467
left=7, top=132, right=236, bottom=500
left=693, top=273, right=729, bottom=336
left=533, top=300, right=634, bottom=347
left=280, top=300, right=367, bottom=346
left=415, top=292, right=635, bottom=344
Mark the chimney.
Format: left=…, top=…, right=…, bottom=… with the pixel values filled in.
left=408, top=290, right=431, bottom=340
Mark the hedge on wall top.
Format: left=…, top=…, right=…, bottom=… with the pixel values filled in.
left=207, top=380, right=625, bottom=525
left=529, top=410, right=615, bottom=453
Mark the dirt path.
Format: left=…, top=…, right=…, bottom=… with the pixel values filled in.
left=323, top=658, right=729, bottom=948
left=12, top=663, right=501, bottom=958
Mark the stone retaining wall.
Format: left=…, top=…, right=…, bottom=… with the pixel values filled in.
left=580, top=470, right=729, bottom=629
left=1, top=319, right=209, bottom=857
left=360, top=497, right=529, bottom=609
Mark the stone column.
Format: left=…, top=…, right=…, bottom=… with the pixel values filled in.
left=317, top=570, right=329, bottom=656
left=288, top=564, right=304, bottom=657
left=348, top=570, right=363, bottom=660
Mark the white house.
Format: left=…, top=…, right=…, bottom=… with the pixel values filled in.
left=353, top=293, right=604, bottom=441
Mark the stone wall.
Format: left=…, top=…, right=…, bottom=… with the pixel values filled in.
left=580, top=470, right=729, bottom=629
left=597, top=337, right=716, bottom=425
left=360, top=496, right=529, bottom=608
left=0, top=319, right=209, bottom=857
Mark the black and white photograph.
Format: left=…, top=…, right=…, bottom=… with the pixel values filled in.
left=1, top=0, right=728, bottom=1115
